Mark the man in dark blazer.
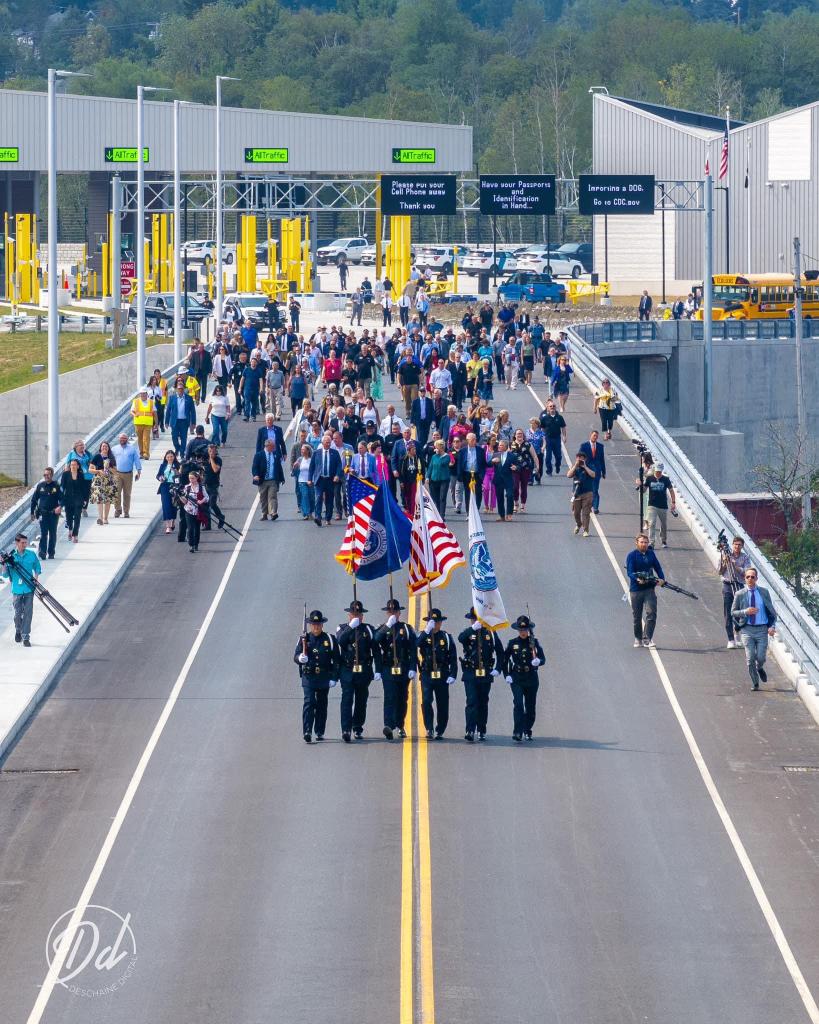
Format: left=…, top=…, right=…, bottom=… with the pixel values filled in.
left=638, top=290, right=653, bottom=321
left=309, top=435, right=343, bottom=527
left=255, top=413, right=287, bottom=460
left=251, top=437, right=285, bottom=521
left=456, top=432, right=487, bottom=512
left=165, top=378, right=197, bottom=457
left=410, top=387, right=436, bottom=448
left=579, top=429, right=606, bottom=513
left=731, top=567, right=777, bottom=690
left=438, top=404, right=458, bottom=447
left=489, top=439, right=519, bottom=521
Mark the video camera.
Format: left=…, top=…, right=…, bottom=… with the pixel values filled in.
left=631, top=437, right=652, bottom=459
left=716, top=528, right=729, bottom=554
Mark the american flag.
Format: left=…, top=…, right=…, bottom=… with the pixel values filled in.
left=718, top=129, right=729, bottom=180
left=335, top=474, right=378, bottom=575
left=409, top=484, right=465, bottom=594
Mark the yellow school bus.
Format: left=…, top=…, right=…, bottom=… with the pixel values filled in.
left=694, top=273, right=819, bottom=319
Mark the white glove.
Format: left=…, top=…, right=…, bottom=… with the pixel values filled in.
left=349, top=617, right=360, bottom=629
left=298, top=653, right=309, bottom=664
left=424, top=620, right=435, bottom=634
left=408, top=670, right=416, bottom=679
left=471, top=620, right=481, bottom=632
left=505, top=675, right=513, bottom=684
left=490, top=668, right=500, bottom=677
left=387, top=614, right=398, bottom=627
left=530, top=657, right=541, bottom=667
left=373, top=672, right=382, bottom=682
left=329, top=679, right=338, bottom=688
left=446, top=676, right=456, bottom=685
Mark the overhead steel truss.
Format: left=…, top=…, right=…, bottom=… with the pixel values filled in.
left=118, top=177, right=703, bottom=215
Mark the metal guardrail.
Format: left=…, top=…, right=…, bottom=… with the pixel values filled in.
left=567, top=325, right=819, bottom=695
left=573, top=318, right=819, bottom=345
left=0, top=356, right=187, bottom=555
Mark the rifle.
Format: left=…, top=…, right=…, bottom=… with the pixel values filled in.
left=301, top=603, right=308, bottom=660
left=635, top=572, right=699, bottom=600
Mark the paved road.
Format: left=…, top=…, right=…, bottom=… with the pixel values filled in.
left=1, top=374, right=818, bottom=1024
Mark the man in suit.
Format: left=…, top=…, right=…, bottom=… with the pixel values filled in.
left=255, top=413, right=287, bottom=461
left=438, top=404, right=459, bottom=447
left=188, top=341, right=213, bottom=404
left=309, top=433, right=343, bottom=527
left=638, top=290, right=653, bottom=321
left=410, top=387, right=436, bottom=448
left=251, top=437, right=285, bottom=521
left=165, top=378, right=197, bottom=456
left=490, top=439, right=518, bottom=521
left=350, top=441, right=376, bottom=481
left=732, top=568, right=777, bottom=690
left=456, top=432, right=487, bottom=512
left=579, top=429, right=606, bottom=514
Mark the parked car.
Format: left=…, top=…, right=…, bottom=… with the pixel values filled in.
left=222, top=292, right=278, bottom=328
left=359, top=243, right=378, bottom=266
left=182, top=240, right=235, bottom=265
left=128, top=293, right=212, bottom=326
left=556, top=242, right=593, bottom=273
left=413, top=246, right=461, bottom=275
left=316, top=237, right=368, bottom=265
left=516, top=246, right=583, bottom=278
left=460, top=248, right=518, bottom=275
left=497, top=272, right=566, bottom=304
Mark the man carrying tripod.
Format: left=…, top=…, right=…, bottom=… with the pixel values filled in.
left=2, top=533, right=41, bottom=647
left=718, top=534, right=751, bottom=649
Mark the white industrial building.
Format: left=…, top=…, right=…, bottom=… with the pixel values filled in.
left=592, top=93, right=819, bottom=296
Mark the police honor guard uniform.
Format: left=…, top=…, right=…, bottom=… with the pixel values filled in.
left=417, top=608, right=458, bottom=739
left=294, top=610, right=340, bottom=742
left=373, top=598, right=418, bottom=740
left=458, top=607, right=506, bottom=741
left=336, top=600, right=377, bottom=742
left=504, top=614, right=545, bottom=741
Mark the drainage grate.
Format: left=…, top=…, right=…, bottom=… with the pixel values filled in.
left=783, top=766, right=819, bottom=773
left=0, top=768, right=79, bottom=776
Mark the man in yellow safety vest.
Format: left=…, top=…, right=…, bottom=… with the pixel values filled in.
left=131, top=386, right=156, bottom=460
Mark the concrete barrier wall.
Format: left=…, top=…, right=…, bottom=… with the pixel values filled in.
left=0, top=344, right=174, bottom=480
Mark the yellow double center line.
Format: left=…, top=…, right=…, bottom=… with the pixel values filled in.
left=401, top=592, right=436, bottom=1024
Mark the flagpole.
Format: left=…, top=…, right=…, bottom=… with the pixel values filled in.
left=725, top=105, right=730, bottom=274
left=745, top=134, right=751, bottom=272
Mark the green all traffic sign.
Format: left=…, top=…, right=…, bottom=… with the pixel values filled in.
left=244, top=148, right=289, bottom=163
left=391, top=148, right=436, bottom=164
left=104, top=147, right=150, bottom=163
left=0, top=147, right=19, bottom=163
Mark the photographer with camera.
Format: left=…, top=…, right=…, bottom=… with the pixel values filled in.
left=625, top=533, right=666, bottom=649
left=567, top=450, right=596, bottom=537
left=2, top=533, right=42, bottom=646
left=646, top=463, right=677, bottom=549
left=718, top=533, right=751, bottom=649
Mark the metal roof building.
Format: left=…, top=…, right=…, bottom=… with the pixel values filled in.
left=592, top=93, right=819, bottom=295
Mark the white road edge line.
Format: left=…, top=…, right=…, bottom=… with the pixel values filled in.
left=26, top=412, right=301, bottom=1024
left=525, top=382, right=819, bottom=1023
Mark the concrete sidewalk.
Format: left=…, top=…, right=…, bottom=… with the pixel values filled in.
left=0, top=410, right=209, bottom=760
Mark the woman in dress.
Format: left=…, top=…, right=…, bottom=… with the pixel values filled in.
left=550, top=355, right=573, bottom=412
left=520, top=334, right=536, bottom=385
left=397, top=438, right=420, bottom=513
left=370, top=345, right=385, bottom=401
left=482, top=435, right=498, bottom=513
left=180, top=470, right=209, bottom=553
left=593, top=377, right=620, bottom=440
left=89, top=440, right=117, bottom=525
left=492, top=409, right=514, bottom=444
left=525, top=417, right=545, bottom=484
left=156, top=450, right=180, bottom=534
left=510, top=427, right=537, bottom=514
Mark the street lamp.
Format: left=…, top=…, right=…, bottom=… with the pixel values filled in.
left=173, top=100, right=193, bottom=362
left=136, top=84, right=171, bottom=391
left=215, top=75, right=240, bottom=330
left=46, top=68, right=89, bottom=467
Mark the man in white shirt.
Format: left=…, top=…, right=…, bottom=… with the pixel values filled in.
left=379, top=405, right=406, bottom=437
left=429, top=362, right=452, bottom=397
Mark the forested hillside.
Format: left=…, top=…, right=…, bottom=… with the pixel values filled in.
left=2, top=0, right=818, bottom=172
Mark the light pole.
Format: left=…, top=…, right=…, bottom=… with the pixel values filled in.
left=173, top=100, right=183, bottom=362
left=46, top=68, right=88, bottom=467
left=215, top=75, right=239, bottom=329
left=793, top=237, right=811, bottom=527
left=136, top=85, right=170, bottom=391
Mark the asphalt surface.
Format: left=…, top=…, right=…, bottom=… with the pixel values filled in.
left=1, top=372, right=818, bottom=1024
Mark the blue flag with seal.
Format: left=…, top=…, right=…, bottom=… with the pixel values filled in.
left=355, top=483, right=412, bottom=581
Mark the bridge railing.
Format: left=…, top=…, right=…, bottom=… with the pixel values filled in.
left=0, top=356, right=187, bottom=555
left=567, top=325, right=819, bottom=695
left=573, top=318, right=819, bottom=346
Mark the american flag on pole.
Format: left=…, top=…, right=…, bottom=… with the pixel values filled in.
left=718, top=129, right=729, bottom=180
left=409, top=484, right=465, bottom=594
left=704, top=156, right=710, bottom=176
left=335, top=474, right=378, bottom=574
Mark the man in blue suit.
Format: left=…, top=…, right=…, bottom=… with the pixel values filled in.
left=456, top=432, right=487, bottom=512
left=579, top=429, right=606, bottom=514
left=165, top=378, right=197, bottom=456
left=349, top=442, right=376, bottom=481
left=410, top=387, right=436, bottom=448
left=309, top=434, right=343, bottom=527
left=251, top=437, right=285, bottom=521
left=255, top=412, right=287, bottom=461
left=489, top=439, right=518, bottom=521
